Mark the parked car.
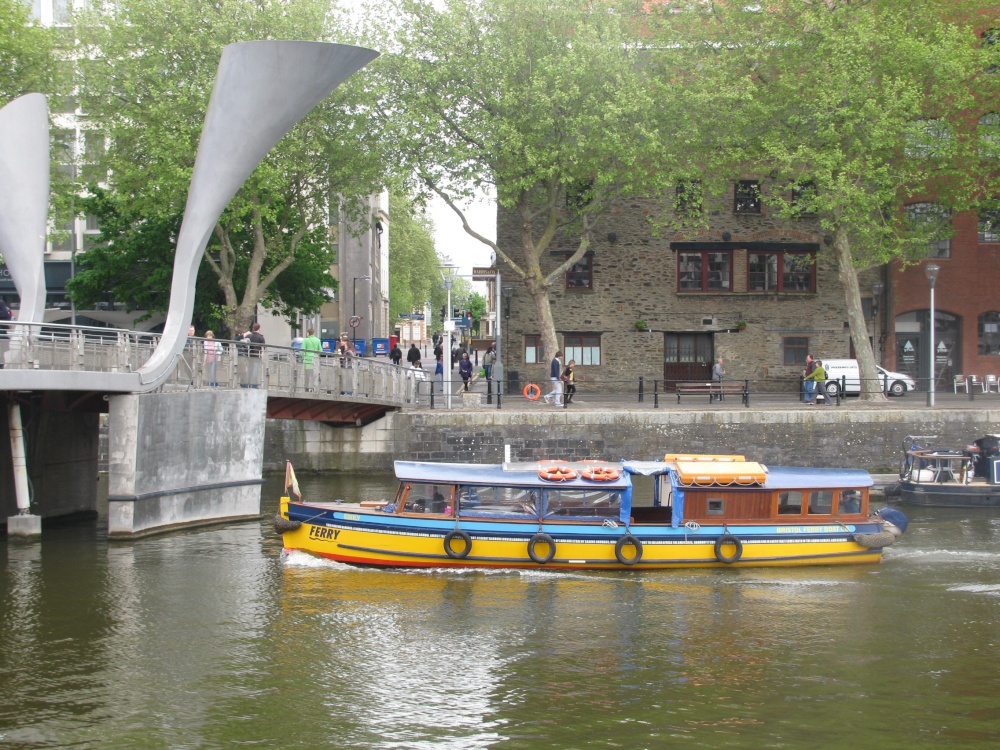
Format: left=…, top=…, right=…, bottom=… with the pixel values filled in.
left=822, top=359, right=917, bottom=397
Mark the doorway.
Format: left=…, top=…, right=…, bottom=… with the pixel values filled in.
left=663, top=332, right=713, bottom=388
left=894, top=309, right=960, bottom=389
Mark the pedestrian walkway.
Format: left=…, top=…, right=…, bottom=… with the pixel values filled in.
left=418, top=376, right=995, bottom=413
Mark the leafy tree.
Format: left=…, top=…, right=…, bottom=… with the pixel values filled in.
left=647, top=0, right=1000, bottom=400
left=387, top=191, right=441, bottom=324
left=68, top=187, right=337, bottom=336
left=0, top=0, right=62, bottom=106
left=359, top=0, right=674, bottom=362
left=72, top=0, right=388, bottom=336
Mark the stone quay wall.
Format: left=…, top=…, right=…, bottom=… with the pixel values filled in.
left=263, top=406, right=1000, bottom=474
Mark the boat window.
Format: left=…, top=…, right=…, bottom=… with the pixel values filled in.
left=545, top=488, right=621, bottom=518
left=401, top=484, right=453, bottom=514
left=839, top=490, right=862, bottom=514
left=807, top=490, right=834, bottom=515
left=457, top=485, right=538, bottom=518
left=707, top=498, right=724, bottom=515
left=778, top=491, right=803, bottom=514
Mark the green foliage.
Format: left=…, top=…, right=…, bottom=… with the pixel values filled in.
left=387, top=191, right=440, bottom=322
left=73, top=0, right=387, bottom=335
left=358, top=0, right=670, bottom=358
left=0, top=0, right=64, bottom=106
left=647, top=0, right=1000, bottom=263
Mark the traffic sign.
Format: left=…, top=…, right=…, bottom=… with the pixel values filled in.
left=349, top=315, right=361, bottom=328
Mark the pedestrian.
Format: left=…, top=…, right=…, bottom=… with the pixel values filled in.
left=458, top=352, right=473, bottom=391
left=203, top=330, right=221, bottom=387
left=543, top=350, right=563, bottom=405
left=390, top=342, right=403, bottom=366
left=301, top=327, right=322, bottom=391
left=406, top=342, right=421, bottom=367
left=562, top=359, right=576, bottom=404
left=241, top=322, right=265, bottom=388
left=804, top=357, right=831, bottom=405
left=711, top=356, right=725, bottom=402
left=803, top=354, right=817, bottom=404
left=483, top=343, right=496, bottom=380
left=0, top=299, right=11, bottom=344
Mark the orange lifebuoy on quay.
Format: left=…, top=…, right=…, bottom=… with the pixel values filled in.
left=581, top=467, right=620, bottom=481
left=539, top=466, right=578, bottom=482
left=523, top=383, right=541, bottom=401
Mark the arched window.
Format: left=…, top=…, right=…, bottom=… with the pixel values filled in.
left=979, top=312, right=1000, bottom=355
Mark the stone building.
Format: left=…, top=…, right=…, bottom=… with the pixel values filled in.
left=498, top=179, right=885, bottom=394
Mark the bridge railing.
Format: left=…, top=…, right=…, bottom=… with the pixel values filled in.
left=0, top=323, right=422, bottom=406
left=0, top=322, right=160, bottom=374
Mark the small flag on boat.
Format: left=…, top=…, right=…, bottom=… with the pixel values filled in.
left=285, top=461, right=301, bottom=499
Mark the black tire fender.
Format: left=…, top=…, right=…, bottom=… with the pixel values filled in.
left=527, top=533, right=556, bottom=564
left=714, top=533, right=743, bottom=564
left=444, top=529, right=473, bottom=559
left=615, top=534, right=643, bottom=565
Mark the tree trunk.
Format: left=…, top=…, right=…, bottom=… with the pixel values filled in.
left=834, top=227, right=886, bottom=402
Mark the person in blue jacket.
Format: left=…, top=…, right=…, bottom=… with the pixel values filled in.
left=458, top=352, right=474, bottom=391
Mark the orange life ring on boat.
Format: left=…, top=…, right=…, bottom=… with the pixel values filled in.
left=582, top=467, right=620, bottom=481
left=539, top=466, right=578, bottom=482
left=523, top=383, right=541, bottom=400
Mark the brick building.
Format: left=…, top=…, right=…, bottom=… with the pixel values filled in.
left=498, top=180, right=888, bottom=394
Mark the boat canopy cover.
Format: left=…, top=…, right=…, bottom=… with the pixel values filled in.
left=393, top=461, right=632, bottom=489
left=761, top=465, right=872, bottom=489
left=674, top=460, right=768, bottom=486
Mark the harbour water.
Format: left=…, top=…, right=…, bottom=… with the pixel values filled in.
left=2, top=471, right=999, bottom=748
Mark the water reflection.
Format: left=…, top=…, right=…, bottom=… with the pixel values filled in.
left=1, top=473, right=999, bottom=748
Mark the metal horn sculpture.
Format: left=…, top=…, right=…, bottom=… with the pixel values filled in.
left=0, top=93, right=49, bottom=325
left=138, top=41, right=379, bottom=388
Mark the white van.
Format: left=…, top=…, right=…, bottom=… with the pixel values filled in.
left=820, top=359, right=917, bottom=397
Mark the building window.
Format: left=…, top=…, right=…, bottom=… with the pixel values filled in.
left=905, top=118, right=953, bottom=159
left=904, top=202, right=951, bottom=258
left=525, top=335, right=543, bottom=364
left=979, top=113, right=1000, bottom=158
left=675, top=179, right=703, bottom=216
left=984, top=28, right=999, bottom=72
left=734, top=180, right=761, bottom=214
left=564, top=334, right=601, bottom=366
left=747, top=251, right=815, bottom=293
left=979, top=206, right=1000, bottom=243
left=566, top=255, right=592, bottom=289
left=678, top=251, right=732, bottom=292
left=979, top=312, right=1000, bottom=355
left=791, top=181, right=817, bottom=217
left=783, top=337, right=809, bottom=366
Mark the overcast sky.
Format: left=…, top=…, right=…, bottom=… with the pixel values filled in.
left=428, top=192, right=496, bottom=287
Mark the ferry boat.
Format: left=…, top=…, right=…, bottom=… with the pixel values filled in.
left=893, top=434, right=1000, bottom=508
left=277, top=455, right=907, bottom=569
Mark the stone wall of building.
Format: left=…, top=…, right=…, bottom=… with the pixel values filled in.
left=496, top=187, right=886, bottom=393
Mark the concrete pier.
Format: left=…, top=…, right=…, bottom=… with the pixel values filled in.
left=107, top=390, right=267, bottom=538
left=1, top=405, right=100, bottom=529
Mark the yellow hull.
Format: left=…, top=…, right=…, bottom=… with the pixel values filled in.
left=281, top=520, right=884, bottom=570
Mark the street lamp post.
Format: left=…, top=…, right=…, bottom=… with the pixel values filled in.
left=871, top=280, right=885, bottom=364
left=925, top=263, right=940, bottom=407
left=440, top=265, right=459, bottom=409
left=352, top=275, right=370, bottom=352
left=502, top=286, right=514, bottom=391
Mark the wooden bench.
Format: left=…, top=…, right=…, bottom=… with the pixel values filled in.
left=675, top=381, right=748, bottom=406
